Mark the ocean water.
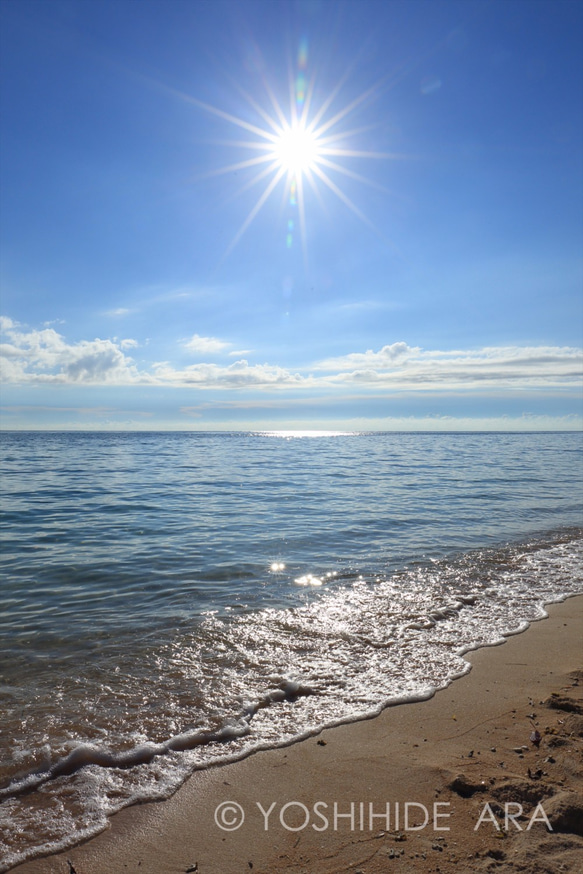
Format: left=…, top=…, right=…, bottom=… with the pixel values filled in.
left=0, top=430, right=582, bottom=870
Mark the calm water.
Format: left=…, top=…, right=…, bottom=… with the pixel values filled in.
left=1, top=431, right=582, bottom=870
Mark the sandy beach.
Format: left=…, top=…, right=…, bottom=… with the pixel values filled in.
left=11, top=594, right=583, bottom=874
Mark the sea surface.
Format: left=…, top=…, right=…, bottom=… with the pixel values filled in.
left=0, top=430, right=582, bottom=870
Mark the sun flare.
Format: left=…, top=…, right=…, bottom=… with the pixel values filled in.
left=190, top=40, right=396, bottom=259
left=271, top=123, right=320, bottom=175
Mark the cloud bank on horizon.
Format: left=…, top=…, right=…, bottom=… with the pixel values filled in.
left=1, top=317, right=581, bottom=404
left=0, top=0, right=581, bottom=431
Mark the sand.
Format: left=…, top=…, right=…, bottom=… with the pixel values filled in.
left=10, top=595, right=583, bottom=874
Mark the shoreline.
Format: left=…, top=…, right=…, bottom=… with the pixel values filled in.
left=10, top=594, right=583, bottom=874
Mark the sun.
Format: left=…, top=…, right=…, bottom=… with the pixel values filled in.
left=271, top=123, right=320, bottom=176
left=187, top=40, right=395, bottom=259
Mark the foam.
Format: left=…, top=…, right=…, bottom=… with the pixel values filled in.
left=0, top=681, right=317, bottom=802
left=1, top=531, right=582, bottom=871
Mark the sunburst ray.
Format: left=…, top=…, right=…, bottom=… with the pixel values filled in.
left=224, top=166, right=287, bottom=257
left=188, top=47, right=398, bottom=257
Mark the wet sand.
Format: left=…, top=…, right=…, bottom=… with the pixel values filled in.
left=11, top=595, right=583, bottom=874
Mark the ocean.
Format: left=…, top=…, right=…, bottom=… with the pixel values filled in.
left=0, top=430, right=582, bottom=870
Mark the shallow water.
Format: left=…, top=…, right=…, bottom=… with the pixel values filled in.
left=0, top=431, right=582, bottom=870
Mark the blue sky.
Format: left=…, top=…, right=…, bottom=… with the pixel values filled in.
left=1, top=0, right=581, bottom=430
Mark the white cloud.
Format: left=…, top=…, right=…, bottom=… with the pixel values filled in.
left=317, top=342, right=417, bottom=370
left=0, top=319, right=145, bottom=385
left=315, top=343, right=583, bottom=388
left=144, top=343, right=583, bottom=390
left=153, top=359, right=305, bottom=388
left=105, top=307, right=132, bottom=317
left=180, top=413, right=582, bottom=433
left=183, top=334, right=231, bottom=354
left=1, top=317, right=581, bottom=392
